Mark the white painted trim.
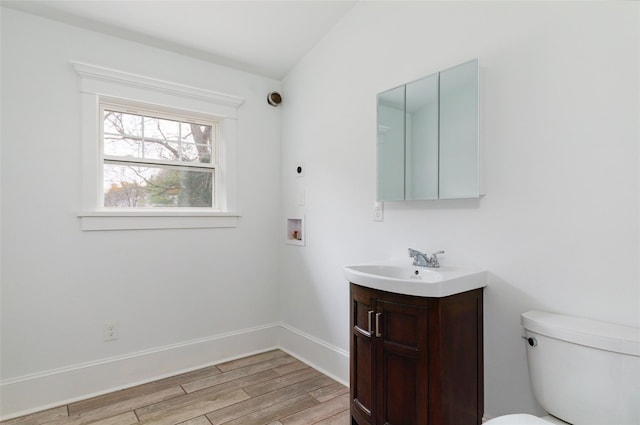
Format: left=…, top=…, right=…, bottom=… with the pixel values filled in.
left=78, top=210, right=241, bottom=217
left=78, top=211, right=240, bottom=231
left=72, top=62, right=244, bottom=114
left=73, top=62, right=243, bottom=230
left=0, top=323, right=350, bottom=420
left=278, top=323, right=349, bottom=387
left=0, top=324, right=280, bottom=420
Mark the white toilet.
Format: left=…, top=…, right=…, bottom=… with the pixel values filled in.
left=485, top=310, right=640, bottom=425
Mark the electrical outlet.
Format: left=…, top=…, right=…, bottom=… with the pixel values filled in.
left=373, top=202, right=384, bottom=222
left=103, top=320, right=119, bottom=341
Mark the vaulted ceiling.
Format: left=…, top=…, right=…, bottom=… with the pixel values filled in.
left=2, top=0, right=357, bottom=80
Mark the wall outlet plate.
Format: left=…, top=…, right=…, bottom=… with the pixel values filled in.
left=373, top=202, right=384, bottom=222
left=104, top=320, right=119, bottom=341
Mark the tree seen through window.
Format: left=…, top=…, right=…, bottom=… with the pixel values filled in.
left=102, top=108, right=216, bottom=208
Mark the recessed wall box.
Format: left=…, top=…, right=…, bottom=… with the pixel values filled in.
left=286, top=217, right=305, bottom=246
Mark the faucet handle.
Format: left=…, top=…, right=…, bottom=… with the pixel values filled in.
left=427, top=250, right=444, bottom=268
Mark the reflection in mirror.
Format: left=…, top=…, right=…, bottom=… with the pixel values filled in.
left=377, top=85, right=405, bottom=201
left=439, top=59, right=479, bottom=199
left=376, top=58, right=481, bottom=202
left=405, top=73, right=438, bottom=200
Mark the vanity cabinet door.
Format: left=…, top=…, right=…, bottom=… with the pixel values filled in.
left=349, top=284, right=484, bottom=425
left=350, top=284, right=376, bottom=425
left=376, top=300, right=429, bottom=425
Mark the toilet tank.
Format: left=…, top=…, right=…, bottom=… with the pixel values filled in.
left=521, top=310, right=640, bottom=425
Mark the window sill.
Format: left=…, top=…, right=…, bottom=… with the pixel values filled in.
left=78, top=210, right=240, bottom=231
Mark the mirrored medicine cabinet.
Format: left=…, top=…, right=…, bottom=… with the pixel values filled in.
left=377, top=58, right=483, bottom=201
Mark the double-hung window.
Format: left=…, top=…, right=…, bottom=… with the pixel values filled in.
left=101, top=102, right=218, bottom=209
left=74, top=62, right=243, bottom=230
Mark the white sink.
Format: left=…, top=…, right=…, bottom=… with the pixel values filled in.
left=344, top=264, right=487, bottom=297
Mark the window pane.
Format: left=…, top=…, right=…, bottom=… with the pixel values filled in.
left=143, top=140, right=180, bottom=161
left=103, top=109, right=214, bottom=165
left=104, top=110, right=144, bottom=159
left=145, top=116, right=179, bottom=141
left=181, top=123, right=211, bottom=143
left=104, top=136, right=142, bottom=157
left=104, top=111, right=142, bottom=137
left=182, top=123, right=212, bottom=163
left=182, top=143, right=212, bottom=163
left=104, top=163, right=213, bottom=207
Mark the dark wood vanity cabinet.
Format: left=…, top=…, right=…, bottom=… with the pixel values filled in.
left=350, top=283, right=483, bottom=425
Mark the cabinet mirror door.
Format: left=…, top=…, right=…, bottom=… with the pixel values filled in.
left=376, top=58, right=481, bottom=202
left=439, top=59, right=479, bottom=199
left=377, top=85, right=406, bottom=201
left=405, top=73, right=439, bottom=200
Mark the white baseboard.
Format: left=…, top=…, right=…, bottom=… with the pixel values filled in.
left=0, top=322, right=349, bottom=421
left=277, top=323, right=349, bottom=387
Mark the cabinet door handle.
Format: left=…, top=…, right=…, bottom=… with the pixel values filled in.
left=367, top=310, right=374, bottom=335
left=375, top=313, right=382, bottom=337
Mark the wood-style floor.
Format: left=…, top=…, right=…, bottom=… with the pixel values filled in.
left=1, top=350, right=350, bottom=425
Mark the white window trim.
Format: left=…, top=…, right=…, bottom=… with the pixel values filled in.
left=73, top=62, right=244, bottom=231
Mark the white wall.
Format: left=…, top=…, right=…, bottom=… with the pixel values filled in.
left=280, top=1, right=639, bottom=419
left=2, top=2, right=639, bottom=420
left=0, top=8, right=282, bottom=416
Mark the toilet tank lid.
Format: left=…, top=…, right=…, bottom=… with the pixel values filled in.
left=521, top=310, right=640, bottom=356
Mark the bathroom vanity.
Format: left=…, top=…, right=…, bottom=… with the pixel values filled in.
left=345, top=264, right=485, bottom=425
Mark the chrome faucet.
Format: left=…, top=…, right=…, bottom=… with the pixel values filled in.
left=408, top=248, right=445, bottom=268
